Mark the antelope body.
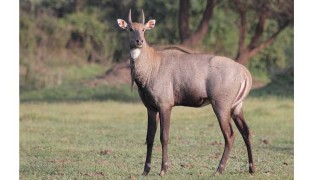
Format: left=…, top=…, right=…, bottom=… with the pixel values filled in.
left=117, top=10, right=255, bottom=176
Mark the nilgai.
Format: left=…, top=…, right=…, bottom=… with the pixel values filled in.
left=117, top=9, right=255, bottom=176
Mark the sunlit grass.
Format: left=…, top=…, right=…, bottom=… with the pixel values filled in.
left=20, top=97, right=293, bottom=179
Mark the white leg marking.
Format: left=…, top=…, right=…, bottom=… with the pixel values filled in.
left=146, top=163, right=151, bottom=168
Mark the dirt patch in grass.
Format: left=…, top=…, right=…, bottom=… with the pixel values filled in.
left=80, top=172, right=104, bottom=177
left=99, top=149, right=113, bottom=155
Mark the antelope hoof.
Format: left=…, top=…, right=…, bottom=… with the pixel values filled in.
left=159, top=170, right=166, bottom=176
left=142, top=163, right=151, bottom=176
left=142, top=171, right=149, bottom=176
left=214, top=171, right=221, bottom=176
left=249, top=166, right=255, bottom=174
left=214, top=166, right=224, bottom=176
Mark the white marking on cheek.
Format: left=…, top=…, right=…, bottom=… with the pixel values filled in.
left=130, top=48, right=141, bottom=59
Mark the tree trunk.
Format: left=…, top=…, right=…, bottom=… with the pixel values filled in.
left=235, top=17, right=291, bottom=64
left=179, top=0, right=191, bottom=42
left=237, top=9, right=246, bottom=57
left=179, top=0, right=217, bottom=47
left=249, top=13, right=267, bottom=49
left=236, top=49, right=250, bottom=65
left=232, top=0, right=293, bottom=65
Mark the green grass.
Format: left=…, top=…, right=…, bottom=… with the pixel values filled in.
left=20, top=97, right=293, bottom=179
left=20, top=84, right=140, bottom=102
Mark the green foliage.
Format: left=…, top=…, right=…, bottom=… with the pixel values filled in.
left=65, top=10, right=109, bottom=55
left=189, top=0, right=207, bottom=32
left=20, top=10, right=67, bottom=52
left=20, top=13, right=37, bottom=51
left=142, top=0, right=180, bottom=44
left=204, top=3, right=239, bottom=56
left=249, top=27, right=293, bottom=79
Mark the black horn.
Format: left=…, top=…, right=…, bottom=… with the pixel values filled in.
left=141, top=9, right=145, bottom=24
left=128, top=9, right=132, bottom=24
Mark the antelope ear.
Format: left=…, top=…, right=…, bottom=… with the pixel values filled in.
left=144, top=20, right=156, bottom=30
left=117, top=19, right=128, bottom=29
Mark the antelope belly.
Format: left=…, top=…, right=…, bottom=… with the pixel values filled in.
left=175, top=95, right=210, bottom=107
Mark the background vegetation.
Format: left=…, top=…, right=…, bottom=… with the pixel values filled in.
left=20, top=0, right=293, bottom=95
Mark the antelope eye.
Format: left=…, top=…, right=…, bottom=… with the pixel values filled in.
left=129, top=28, right=133, bottom=31
left=142, top=28, right=145, bottom=32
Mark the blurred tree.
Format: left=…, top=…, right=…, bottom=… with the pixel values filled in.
left=230, top=0, right=293, bottom=65
left=179, top=0, right=218, bottom=46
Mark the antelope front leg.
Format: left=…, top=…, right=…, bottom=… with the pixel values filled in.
left=159, top=106, right=172, bottom=176
left=142, top=109, right=158, bottom=176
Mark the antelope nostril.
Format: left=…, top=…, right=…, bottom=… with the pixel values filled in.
left=136, top=39, right=143, bottom=44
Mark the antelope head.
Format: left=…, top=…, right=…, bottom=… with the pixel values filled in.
left=117, top=10, right=156, bottom=58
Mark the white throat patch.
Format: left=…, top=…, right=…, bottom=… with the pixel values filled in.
left=130, top=48, right=141, bottom=59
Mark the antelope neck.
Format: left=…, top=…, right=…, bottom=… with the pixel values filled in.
left=131, top=45, right=158, bottom=88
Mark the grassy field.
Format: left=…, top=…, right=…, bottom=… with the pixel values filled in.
left=20, top=96, right=293, bottom=179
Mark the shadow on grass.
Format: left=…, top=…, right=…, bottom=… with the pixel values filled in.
left=256, top=144, right=293, bottom=155
left=20, top=85, right=141, bottom=103
left=20, top=82, right=293, bottom=103
left=250, top=67, right=293, bottom=98
left=250, top=81, right=293, bottom=98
